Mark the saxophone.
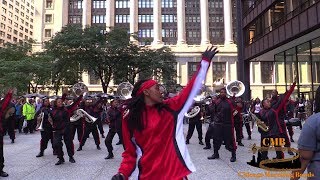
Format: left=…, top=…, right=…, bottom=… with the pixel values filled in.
left=250, top=112, right=269, bottom=132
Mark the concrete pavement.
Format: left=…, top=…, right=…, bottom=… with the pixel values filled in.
left=3, top=124, right=303, bottom=180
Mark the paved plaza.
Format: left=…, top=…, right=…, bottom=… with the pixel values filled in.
left=3, top=124, right=303, bottom=180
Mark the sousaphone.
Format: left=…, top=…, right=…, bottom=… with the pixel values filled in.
left=116, top=82, right=134, bottom=99
left=226, top=80, right=245, bottom=97
left=72, top=82, right=89, bottom=96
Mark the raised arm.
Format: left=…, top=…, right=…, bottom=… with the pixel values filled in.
left=164, top=46, right=218, bottom=112
left=273, top=83, right=296, bottom=112
left=67, top=95, right=83, bottom=113
left=1, top=90, right=13, bottom=113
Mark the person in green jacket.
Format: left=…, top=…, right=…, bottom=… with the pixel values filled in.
left=22, top=98, right=36, bottom=134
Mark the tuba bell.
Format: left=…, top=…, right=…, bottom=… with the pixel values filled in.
left=184, top=106, right=201, bottom=118
left=116, top=82, right=134, bottom=99
left=72, top=82, right=89, bottom=97
left=226, top=80, right=245, bottom=97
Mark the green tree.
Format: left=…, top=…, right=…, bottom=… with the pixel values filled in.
left=0, top=42, right=52, bottom=95
left=44, top=24, right=88, bottom=93
left=44, top=25, right=177, bottom=93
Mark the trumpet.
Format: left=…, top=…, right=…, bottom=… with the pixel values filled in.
left=70, top=109, right=97, bottom=123
left=250, top=112, right=269, bottom=132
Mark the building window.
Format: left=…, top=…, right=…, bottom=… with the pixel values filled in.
left=93, top=0, right=106, bottom=8
left=115, top=15, right=130, bottom=23
left=188, top=62, right=198, bottom=80
left=138, top=0, right=153, bottom=8
left=45, top=14, right=53, bottom=23
left=2, top=7, right=6, bottom=13
left=138, top=15, right=153, bottom=23
left=261, top=62, right=274, bottom=83
left=69, top=1, right=83, bottom=9
left=161, top=0, right=176, bottom=8
left=46, top=0, right=53, bottom=8
left=2, top=0, right=7, bottom=5
left=92, top=15, right=106, bottom=23
left=7, top=34, right=11, bottom=39
left=212, top=62, right=226, bottom=83
left=115, top=0, right=129, bottom=8
left=0, top=31, right=5, bottom=37
left=0, top=23, right=5, bottom=29
left=161, top=14, right=176, bottom=23
left=162, top=29, right=177, bottom=38
left=69, top=15, right=82, bottom=24
left=138, top=29, right=153, bottom=38
left=44, top=29, right=52, bottom=37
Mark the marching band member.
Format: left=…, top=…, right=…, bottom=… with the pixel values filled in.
left=0, top=89, right=13, bottom=177
left=105, top=99, right=121, bottom=159
left=77, top=97, right=102, bottom=151
left=208, top=88, right=237, bottom=162
left=271, top=89, right=294, bottom=155
left=203, top=95, right=218, bottom=150
left=35, top=97, right=54, bottom=158
left=185, top=102, right=204, bottom=145
left=243, top=101, right=252, bottom=140
left=69, top=101, right=84, bottom=147
left=234, top=97, right=244, bottom=146
left=259, top=83, right=296, bottom=160
left=112, top=47, right=218, bottom=180
left=286, top=98, right=295, bottom=142
left=51, top=93, right=83, bottom=165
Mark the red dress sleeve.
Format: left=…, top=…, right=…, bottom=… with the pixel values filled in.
left=164, top=58, right=211, bottom=112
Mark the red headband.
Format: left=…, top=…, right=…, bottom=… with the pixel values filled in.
left=136, top=80, right=158, bottom=96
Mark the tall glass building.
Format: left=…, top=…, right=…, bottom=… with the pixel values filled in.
left=239, top=0, right=320, bottom=100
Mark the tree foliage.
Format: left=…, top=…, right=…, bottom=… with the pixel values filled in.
left=0, top=42, right=52, bottom=95
left=44, top=25, right=177, bottom=93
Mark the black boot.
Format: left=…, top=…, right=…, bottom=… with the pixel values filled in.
left=105, top=152, right=114, bottom=159
left=69, top=156, right=76, bottom=163
left=238, top=141, right=244, bottom=146
left=230, top=152, right=236, bottom=162
left=203, top=146, right=211, bottom=150
left=0, top=171, right=8, bottom=177
left=199, top=140, right=204, bottom=145
left=208, top=150, right=219, bottom=160
left=77, top=146, right=82, bottom=151
left=101, top=134, right=105, bottom=138
left=36, top=151, right=44, bottom=157
left=55, top=158, right=65, bottom=165
left=97, top=145, right=101, bottom=150
left=186, top=139, right=189, bottom=144
left=116, top=141, right=122, bottom=145
left=11, top=139, right=14, bottom=143
left=248, top=135, right=251, bottom=140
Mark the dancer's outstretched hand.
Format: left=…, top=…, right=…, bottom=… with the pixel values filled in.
left=202, top=46, right=219, bottom=61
